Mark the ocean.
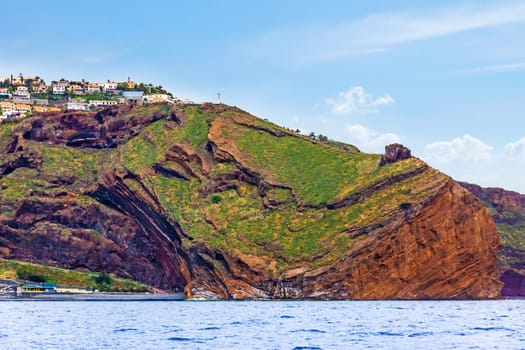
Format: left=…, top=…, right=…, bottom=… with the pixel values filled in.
left=0, top=300, right=523, bottom=349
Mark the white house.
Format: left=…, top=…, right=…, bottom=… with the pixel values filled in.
left=53, top=85, right=66, bottom=94
left=103, top=81, right=118, bottom=93
left=66, top=101, right=88, bottom=111
left=52, top=81, right=69, bottom=95
left=13, top=86, right=29, bottom=97
left=89, top=100, right=118, bottom=107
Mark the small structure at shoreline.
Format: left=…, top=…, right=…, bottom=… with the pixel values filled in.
left=16, top=281, right=94, bottom=296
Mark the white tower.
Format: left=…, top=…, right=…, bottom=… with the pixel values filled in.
left=217, top=92, right=221, bottom=104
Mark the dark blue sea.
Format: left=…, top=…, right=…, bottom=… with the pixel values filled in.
left=0, top=300, right=523, bottom=349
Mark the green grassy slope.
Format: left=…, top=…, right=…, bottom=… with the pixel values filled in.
left=0, top=103, right=448, bottom=278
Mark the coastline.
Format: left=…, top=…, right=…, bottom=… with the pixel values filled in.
left=0, top=292, right=185, bottom=301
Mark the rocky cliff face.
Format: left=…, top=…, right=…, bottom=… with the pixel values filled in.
left=460, top=182, right=525, bottom=296
left=0, top=104, right=502, bottom=299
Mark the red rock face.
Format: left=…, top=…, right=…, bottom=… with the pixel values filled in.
left=459, top=182, right=525, bottom=297
left=191, top=179, right=501, bottom=300
left=0, top=105, right=503, bottom=299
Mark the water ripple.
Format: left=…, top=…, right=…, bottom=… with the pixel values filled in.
left=0, top=300, right=523, bottom=349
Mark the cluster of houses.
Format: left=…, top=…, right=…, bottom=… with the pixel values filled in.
left=0, top=74, right=192, bottom=119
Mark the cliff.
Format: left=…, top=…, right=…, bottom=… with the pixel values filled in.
left=459, top=182, right=525, bottom=296
left=0, top=103, right=502, bottom=299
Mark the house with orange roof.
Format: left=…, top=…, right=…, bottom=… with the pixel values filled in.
left=68, top=84, right=85, bottom=95
left=144, top=94, right=171, bottom=103
left=33, top=84, right=49, bottom=93
left=14, top=103, right=32, bottom=114
left=86, top=83, right=102, bottom=93
left=1, top=101, right=30, bottom=118
left=0, top=101, right=15, bottom=116
left=33, top=105, right=61, bottom=113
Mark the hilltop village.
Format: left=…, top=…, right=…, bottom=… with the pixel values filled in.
left=0, top=74, right=192, bottom=119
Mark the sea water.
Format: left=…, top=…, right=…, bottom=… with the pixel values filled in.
left=0, top=300, right=523, bottom=349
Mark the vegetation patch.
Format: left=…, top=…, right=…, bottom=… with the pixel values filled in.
left=236, top=125, right=424, bottom=206
left=498, top=223, right=525, bottom=250
left=0, top=259, right=149, bottom=292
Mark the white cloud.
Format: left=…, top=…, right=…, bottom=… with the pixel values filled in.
left=423, top=135, right=493, bottom=163
left=325, top=86, right=394, bottom=115
left=245, top=1, right=525, bottom=64
left=505, top=137, right=525, bottom=158
left=345, top=124, right=400, bottom=153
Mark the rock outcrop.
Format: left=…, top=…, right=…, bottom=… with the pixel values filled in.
left=0, top=104, right=503, bottom=299
left=460, top=182, right=525, bottom=296
left=379, top=143, right=412, bottom=166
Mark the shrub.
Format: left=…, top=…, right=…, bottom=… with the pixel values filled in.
left=399, top=202, right=412, bottom=210
left=94, top=273, right=113, bottom=286
left=16, top=267, right=48, bottom=282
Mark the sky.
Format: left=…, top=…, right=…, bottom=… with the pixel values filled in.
left=2, top=0, right=524, bottom=192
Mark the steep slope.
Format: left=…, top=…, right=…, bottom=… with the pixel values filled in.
left=460, top=182, right=525, bottom=296
left=0, top=104, right=502, bottom=299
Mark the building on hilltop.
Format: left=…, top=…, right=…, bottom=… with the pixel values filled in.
left=66, top=101, right=88, bottom=111
left=13, top=86, right=30, bottom=101
left=0, top=101, right=15, bottom=118
left=0, top=101, right=31, bottom=118
left=125, top=76, right=135, bottom=89
left=52, top=80, right=69, bottom=95
left=89, top=100, right=118, bottom=107
left=121, top=91, right=144, bottom=104
left=86, top=83, right=102, bottom=93
left=33, top=105, right=61, bottom=113
left=32, top=84, right=49, bottom=93
left=104, top=81, right=118, bottom=93
left=0, top=88, right=11, bottom=99
left=144, top=93, right=172, bottom=104
left=68, top=84, right=85, bottom=95
left=14, top=103, right=31, bottom=114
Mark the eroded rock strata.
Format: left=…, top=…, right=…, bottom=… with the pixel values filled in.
left=460, top=182, right=525, bottom=297
left=0, top=104, right=502, bottom=299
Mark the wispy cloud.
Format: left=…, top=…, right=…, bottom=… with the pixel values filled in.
left=345, top=124, right=400, bottom=153
left=505, top=137, right=525, bottom=159
left=424, top=135, right=494, bottom=163
left=325, top=86, right=394, bottom=115
left=458, top=62, right=525, bottom=74
left=244, top=1, right=525, bottom=64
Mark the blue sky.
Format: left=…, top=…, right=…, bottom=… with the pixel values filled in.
left=2, top=0, right=525, bottom=192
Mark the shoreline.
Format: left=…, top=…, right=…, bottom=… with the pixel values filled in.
left=0, top=292, right=185, bottom=301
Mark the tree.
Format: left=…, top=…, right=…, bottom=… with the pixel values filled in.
left=24, top=78, right=34, bottom=89
left=309, top=132, right=316, bottom=139
left=94, top=273, right=113, bottom=288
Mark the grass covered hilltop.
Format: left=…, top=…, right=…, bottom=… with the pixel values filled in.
left=0, top=103, right=503, bottom=299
